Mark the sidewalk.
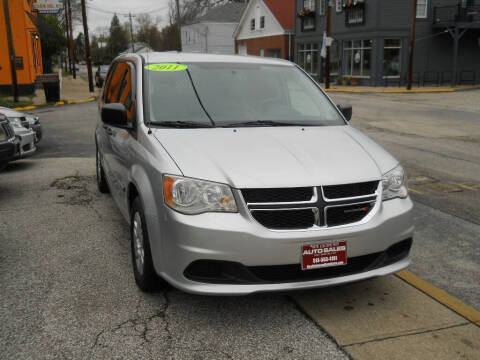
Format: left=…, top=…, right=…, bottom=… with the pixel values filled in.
left=322, top=84, right=480, bottom=94
left=32, top=75, right=101, bottom=105
left=293, top=270, right=480, bottom=360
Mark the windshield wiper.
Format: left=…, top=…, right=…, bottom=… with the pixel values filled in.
left=153, top=121, right=214, bottom=128
left=222, top=120, right=305, bottom=128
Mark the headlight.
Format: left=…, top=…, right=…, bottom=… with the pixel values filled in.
left=27, top=115, right=40, bottom=125
left=7, top=117, right=23, bottom=128
left=163, top=175, right=237, bottom=215
left=382, top=165, right=408, bottom=200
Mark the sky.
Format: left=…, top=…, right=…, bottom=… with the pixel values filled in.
left=74, top=0, right=172, bottom=36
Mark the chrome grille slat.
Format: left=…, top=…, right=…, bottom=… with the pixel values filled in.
left=242, top=182, right=380, bottom=231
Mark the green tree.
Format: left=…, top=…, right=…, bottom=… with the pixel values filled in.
left=106, top=14, right=128, bottom=62
left=136, top=14, right=162, bottom=51
left=37, top=14, right=67, bottom=73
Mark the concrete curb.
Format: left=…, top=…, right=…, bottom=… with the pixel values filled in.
left=12, top=96, right=98, bottom=111
left=325, top=85, right=480, bottom=94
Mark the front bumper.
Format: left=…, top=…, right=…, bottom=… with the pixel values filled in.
left=13, top=131, right=36, bottom=159
left=149, top=197, right=414, bottom=295
left=32, top=124, right=42, bottom=143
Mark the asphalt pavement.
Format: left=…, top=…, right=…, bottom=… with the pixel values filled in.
left=0, top=104, right=348, bottom=359
left=1, top=94, right=479, bottom=359
left=329, top=90, right=480, bottom=309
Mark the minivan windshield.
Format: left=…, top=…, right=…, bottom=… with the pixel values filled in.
left=145, top=62, right=345, bottom=127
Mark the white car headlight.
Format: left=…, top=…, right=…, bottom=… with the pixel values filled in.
left=163, top=175, right=237, bottom=215
left=382, top=165, right=408, bottom=200
left=7, top=117, right=23, bottom=128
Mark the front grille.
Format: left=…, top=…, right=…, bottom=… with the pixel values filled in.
left=243, top=181, right=379, bottom=230
left=242, top=187, right=313, bottom=203
left=326, top=202, right=374, bottom=227
left=251, top=209, right=316, bottom=230
left=323, top=181, right=378, bottom=199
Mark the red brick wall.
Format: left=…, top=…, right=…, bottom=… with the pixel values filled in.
left=235, top=35, right=294, bottom=61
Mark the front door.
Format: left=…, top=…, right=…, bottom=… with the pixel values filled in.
left=108, top=61, right=137, bottom=218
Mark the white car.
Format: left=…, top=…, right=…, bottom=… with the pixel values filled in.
left=0, top=106, right=42, bottom=143
left=0, top=108, right=37, bottom=159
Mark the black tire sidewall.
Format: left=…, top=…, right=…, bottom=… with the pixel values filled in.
left=130, top=197, right=157, bottom=292
left=96, top=147, right=109, bottom=193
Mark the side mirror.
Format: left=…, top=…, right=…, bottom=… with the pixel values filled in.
left=337, top=104, right=352, bottom=121
left=101, top=103, right=129, bottom=128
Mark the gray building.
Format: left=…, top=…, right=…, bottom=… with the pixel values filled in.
left=295, top=0, right=480, bottom=86
left=181, top=2, right=246, bottom=55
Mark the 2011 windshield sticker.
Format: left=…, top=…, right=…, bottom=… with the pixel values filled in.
left=145, top=64, right=187, bottom=72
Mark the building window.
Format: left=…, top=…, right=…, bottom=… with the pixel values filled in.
left=383, top=39, right=402, bottom=78
left=336, top=0, right=343, bottom=13
left=15, top=56, right=24, bottom=70
left=298, top=43, right=319, bottom=76
left=343, top=40, right=373, bottom=78
left=302, top=16, right=316, bottom=31
left=303, top=0, right=315, bottom=11
left=260, top=49, right=265, bottom=57
left=267, top=49, right=281, bottom=58
left=416, top=0, right=428, bottom=18
left=319, top=0, right=326, bottom=15
left=260, top=16, right=265, bottom=29
left=250, top=18, right=255, bottom=31
left=345, top=2, right=365, bottom=26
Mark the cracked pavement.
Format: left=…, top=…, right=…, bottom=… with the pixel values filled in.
left=0, top=102, right=349, bottom=359
left=0, top=159, right=348, bottom=359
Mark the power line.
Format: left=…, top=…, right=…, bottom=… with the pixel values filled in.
left=86, top=4, right=169, bottom=16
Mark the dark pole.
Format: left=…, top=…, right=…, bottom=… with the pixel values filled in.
left=129, top=13, right=135, bottom=52
left=67, top=0, right=76, bottom=79
left=325, top=2, right=332, bottom=89
left=64, top=0, right=71, bottom=72
left=80, top=0, right=94, bottom=92
left=3, top=0, right=19, bottom=102
left=451, top=26, right=459, bottom=88
left=175, top=0, right=181, bottom=50
left=407, top=0, right=418, bottom=90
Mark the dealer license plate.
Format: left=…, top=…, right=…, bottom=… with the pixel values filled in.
left=301, top=241, right=347, bottom=270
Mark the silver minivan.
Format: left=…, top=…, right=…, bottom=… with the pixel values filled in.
left=96, top=53, right=413, bottom=295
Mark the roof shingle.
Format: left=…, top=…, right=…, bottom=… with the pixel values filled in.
left=196, top=2, right=247, bottom=23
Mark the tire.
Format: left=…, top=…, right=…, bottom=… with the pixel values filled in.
left=96, top=147, right=109, bottom=193
left=130, top=197, right=159, bottom=292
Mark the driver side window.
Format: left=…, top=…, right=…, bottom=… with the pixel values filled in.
left=117, top=63, right=136, bottom=125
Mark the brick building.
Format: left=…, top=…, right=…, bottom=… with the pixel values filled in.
left=234, top=0, right=295, bottom=60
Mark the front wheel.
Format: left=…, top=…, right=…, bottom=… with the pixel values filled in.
left=96, top=147, right=109, bottom=193
left=130, top=197, right=159, bottom=292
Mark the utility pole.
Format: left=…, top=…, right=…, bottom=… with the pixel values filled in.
left=325, top=1, right=332, bottom=89
left=67, top=0, right=76, bottom=79
left=175, top=0, right=181, bottom=50
left=2, top=0, right=19, bottom=102
left=80, top=0, right=94, bottom=92
left=64, top=0, right=71, bottom=73
left=407, top=0, right=418, bottom=90
left=175, top=0, right=181, bottom=24
left=128, top=13, right=135, bottom=52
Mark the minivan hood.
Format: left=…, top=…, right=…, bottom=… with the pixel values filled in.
left=153, top=126, right=398, bottom=189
